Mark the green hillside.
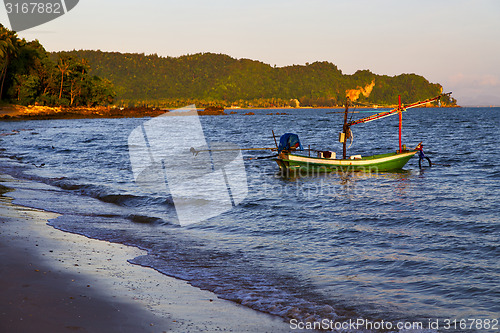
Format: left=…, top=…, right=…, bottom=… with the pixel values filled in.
left=1, top=25, right=114, bottom=107
left=57, top=50, right=457, bottom=108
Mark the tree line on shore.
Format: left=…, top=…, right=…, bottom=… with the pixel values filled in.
left=62, top=50, right=456, bottom=108
left=0, top=24, right=115, bottom=107
left=2, top=23, right=456, bottom=109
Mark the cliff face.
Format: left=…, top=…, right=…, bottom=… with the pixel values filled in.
left=346, top=80, right=376, bottom=101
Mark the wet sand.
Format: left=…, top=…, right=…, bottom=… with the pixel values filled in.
left=0, top=176, right=292, bottom=332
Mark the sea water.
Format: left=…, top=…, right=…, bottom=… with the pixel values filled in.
left=0, top=107, right=498, bottom=331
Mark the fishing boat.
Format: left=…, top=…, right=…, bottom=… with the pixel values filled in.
left=275, top=93, right=451, bottom=174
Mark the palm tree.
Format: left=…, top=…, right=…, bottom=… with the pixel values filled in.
left=80, top=58, right=88, bottom=80
left=0, top=25, right=20, bottom=100
left=57, top=56, right=71, bottom=100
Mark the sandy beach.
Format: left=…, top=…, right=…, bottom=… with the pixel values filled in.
left=0, top=175, right=292, bottom=332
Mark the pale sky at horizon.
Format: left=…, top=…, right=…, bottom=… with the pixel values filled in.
left=2, top=0, right=499, bottom=106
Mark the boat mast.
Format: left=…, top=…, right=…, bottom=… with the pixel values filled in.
left=398, top=95, right=402, bottom=153
left=342, top=97, right=350, bottom=159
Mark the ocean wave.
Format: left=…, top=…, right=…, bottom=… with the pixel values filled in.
left=127, top=214, right=164, bottom=224
left=47, top=178, right=174, bottom=209
left=129, top=253, right=342, bottom=324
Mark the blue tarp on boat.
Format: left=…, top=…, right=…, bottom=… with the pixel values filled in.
left=278, top=133, right=303, bottom=153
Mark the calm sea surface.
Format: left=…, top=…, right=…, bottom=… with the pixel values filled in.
left=1, top=107, right=499, bottom=331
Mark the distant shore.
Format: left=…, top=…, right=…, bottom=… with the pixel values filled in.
left=0, top=103, right=462, bottom=121
left=0, top=104, right=316, bottom=120
left=0, top=105, right=168, bottom=120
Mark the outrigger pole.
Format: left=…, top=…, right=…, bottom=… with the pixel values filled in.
left=190, top=147, right=276, bottom=156
left=347, top=93, right=451, bottom=127
left=345, top=92, right=451, bottom=153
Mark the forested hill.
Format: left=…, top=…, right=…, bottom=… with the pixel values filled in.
left=0, top=25, right=114, bottom=107
left=57, top=50, right=456, bottom=108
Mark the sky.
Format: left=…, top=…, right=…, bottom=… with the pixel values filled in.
left=2, top=0, right=499, bottom=106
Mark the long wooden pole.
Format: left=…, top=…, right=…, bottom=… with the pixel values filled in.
left=272, top=130, right=278, bottom=149
left=342, top=98, right=350, bottom=159
left=398, top=95, right=402, bottom=153
left=190, top=147, right=276, bottom=155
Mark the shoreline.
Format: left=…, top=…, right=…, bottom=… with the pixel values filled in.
left=0, top=104, right=463, bottom=121
left=0, top=175, right=292, bottom=332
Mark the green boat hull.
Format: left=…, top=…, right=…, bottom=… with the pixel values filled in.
left=275, top=151, right=418, bottom=174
